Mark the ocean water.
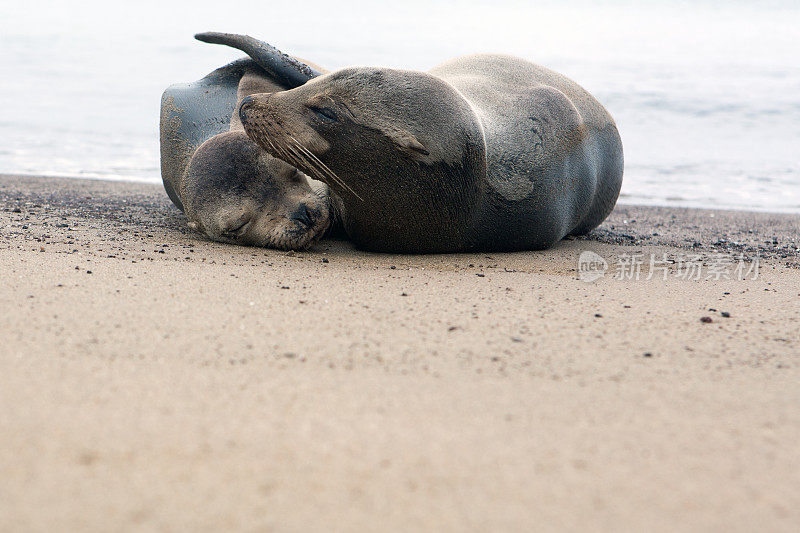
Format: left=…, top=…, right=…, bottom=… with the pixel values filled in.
left=1, top=0, right=798, bottom=212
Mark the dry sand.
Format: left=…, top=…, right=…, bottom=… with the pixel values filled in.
left=1, top=174, right=799, bottom=532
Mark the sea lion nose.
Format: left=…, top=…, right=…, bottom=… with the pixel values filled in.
left=239, top=95, right=255, bottom=108
left=238, top=93, right=273, bottom=122
left=290, top=204, right=315, bottom=228
left=238, top=95, right=256, bottom=121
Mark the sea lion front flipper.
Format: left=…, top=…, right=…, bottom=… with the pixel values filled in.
left=195, top=32, right=322, bottom=88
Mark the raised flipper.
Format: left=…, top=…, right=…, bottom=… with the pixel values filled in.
left=194, top=32, right=322, bottom=88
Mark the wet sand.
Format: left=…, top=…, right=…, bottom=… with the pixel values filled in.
left=1, top=174, right=799, bottom=531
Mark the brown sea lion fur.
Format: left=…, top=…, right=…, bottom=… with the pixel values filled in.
left=179, top=65, right=331, bottom=249
left=239, top=54, right=623, bottom=253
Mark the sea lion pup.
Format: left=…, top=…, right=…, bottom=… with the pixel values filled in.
left=239, top=54, right=624, bottom=253
left=180, top=68, right=331, bottom=249
left=160, top=33, right=330, bottom=249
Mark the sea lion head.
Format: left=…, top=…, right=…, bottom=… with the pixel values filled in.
left=238, top=67, right=485, bottom=252
left=181, top=131, right=329, bottom=250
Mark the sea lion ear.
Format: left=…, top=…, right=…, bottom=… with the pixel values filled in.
left=384, top=127, right=430, bottom=161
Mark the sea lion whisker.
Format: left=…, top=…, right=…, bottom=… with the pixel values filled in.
left=288, top=148, right=344, bottom=211
left=287, top=135, right=363, bottom=201
left=283, top=144, right=335, bottom=196
left=297, top=149, right=353, bottom=200
left=253, top=125, right=290, bottom=164
left=272, top=138, right=299, bottom=168
left=282, top=140, right=334, bottom=185
left=288, top=145, right=335, bottom=189
left=249, top=119, right=359, bottom=201
left=262, top=134, right=278, bottom=153
left=283, top=143, right=317, bottom=176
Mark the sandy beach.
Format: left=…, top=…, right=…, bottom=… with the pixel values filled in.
left=1, top=174, right=798, bottom=531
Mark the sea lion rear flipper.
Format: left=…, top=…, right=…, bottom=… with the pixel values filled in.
left=195, top=32, right=321, bottom=88
left=160, top=60, right=250, bottom=210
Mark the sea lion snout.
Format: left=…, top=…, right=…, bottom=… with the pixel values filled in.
left=239, top=94, right=256, bottom=110
left=289, top=203, right=315, bottom=228
left=238, top=95, right=256, bottom=123
left=240, top=89, right=335, bottom=173
left=238, top=93, right=270, bottom=123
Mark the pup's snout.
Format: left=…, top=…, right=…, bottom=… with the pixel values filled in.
left=290, top=204, right=315, bottom=228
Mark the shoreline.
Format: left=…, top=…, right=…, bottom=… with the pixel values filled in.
left=5, top=171, right=800, bottom=217
left=2, top=173, right=798, bottom=266
left=1, top=173, right=799, bottom=530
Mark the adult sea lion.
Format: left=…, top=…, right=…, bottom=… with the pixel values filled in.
left=159, top=33, right=330, bottom=249
left=239, top=53, right=624, bottom=253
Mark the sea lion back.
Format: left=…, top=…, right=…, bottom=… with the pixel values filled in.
left=431, top=54, right=623, bottom=250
